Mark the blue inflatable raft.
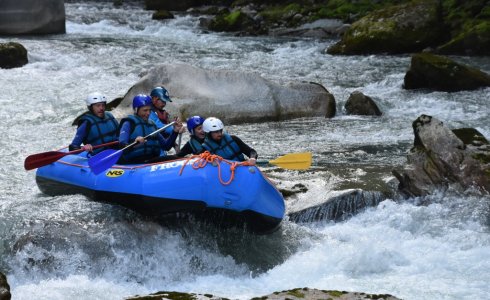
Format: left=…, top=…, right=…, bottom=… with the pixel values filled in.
left=35, top=152, right=285, bottom=233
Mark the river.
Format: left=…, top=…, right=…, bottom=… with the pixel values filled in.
left=1, top=1, right=489, bottom=299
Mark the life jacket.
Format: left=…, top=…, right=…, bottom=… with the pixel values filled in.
left=151, top=105, right=170, bottom=124
left=188, top=136, right=204, bottom=154
left=78, top=112, right=118, bottom=154
left=119, top=115, right=160, bottom=162
left=203, top=133, right=245, bottom=161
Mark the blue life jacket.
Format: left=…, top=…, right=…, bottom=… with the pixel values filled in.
left=189, top=136, right=204, bottom=154
left=119, top=115, right=160, bottom=162
left=203, top=133, right=245, bottom=161
left=78, top=112, right=118, bottom=154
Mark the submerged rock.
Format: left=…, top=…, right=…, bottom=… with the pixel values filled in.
left=111, top=63, right=336, bottom=124
left=403, top=53, right=490, bottom=92
left=126, top=287, right=401, bottom=299
left=393, top=115, right=490, bottom=197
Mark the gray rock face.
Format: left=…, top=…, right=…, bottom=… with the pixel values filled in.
left=0, top=0, right=65, bottom=35
left=112, top=63, right=336, bottom=124
left=393, top=115, right=490, bottom=197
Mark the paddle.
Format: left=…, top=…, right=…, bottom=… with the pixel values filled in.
left=88, top=121, right=175, bottom=175
left=24, top=141, right=119, bottom=171
left=257, top=152, right=312, bottom=170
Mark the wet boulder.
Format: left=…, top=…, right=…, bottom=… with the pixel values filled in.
left=0, top=0, right=65, bottom=35
left=287, top=189, right=386, bottom=223
left=392, top=115, right=490, bottom=198
left=327, top=0, right=445, bottom=55
left=344, top=91, right=382, bottom=116
left=0, top=42, right=28, bottom=69
left=403, top=53, right=490, bottom=92
left=112, top=63, right=336, bottom=124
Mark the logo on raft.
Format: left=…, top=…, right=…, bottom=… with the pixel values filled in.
left=105, top=169, right=125, bottom=177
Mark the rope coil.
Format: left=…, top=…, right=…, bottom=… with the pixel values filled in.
left=179, top=151, right=253, bottom=185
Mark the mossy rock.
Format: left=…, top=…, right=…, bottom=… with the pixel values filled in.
left=208, top=10, right=255, bottom=32
left=403, top=52, right=490, bottom=92
left=437, top=20, right=490, bottom=55
left=327, top=0, right=446, bottom=55
left=0, top=42, right=28, bottom=69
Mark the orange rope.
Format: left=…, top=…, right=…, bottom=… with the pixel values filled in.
left=179, top=151, right=254, bottom=185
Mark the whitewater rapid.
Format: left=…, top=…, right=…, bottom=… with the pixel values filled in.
left=0, top=2, right=489, bottom=299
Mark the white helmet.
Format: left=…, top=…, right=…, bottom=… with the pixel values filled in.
left=203, top=117, right=224, bottom=133
left=85, top=92, right=107, bottom=106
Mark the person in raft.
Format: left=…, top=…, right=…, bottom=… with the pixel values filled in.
left=117, top=94, right=183, bottom=164
left=69, top=92, right=119, bottom=155
left=177, top=115, right=206, bottom=157
left=149, top=86, right=184, bottom=153
left=202, top=117, right=257, bottom=165
left=149, top=86, right=173, bottom=136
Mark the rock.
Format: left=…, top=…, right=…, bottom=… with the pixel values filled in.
left=152, top=10, right=174, bottom=20
left=403, top=53, right=490, bottom=92
left=326, top=0, right=445, bottom=55
left=437, top=21, right=490, bottom=56
left=288, top=189, right=386, bottom=223
left=208, top=9, right=259, bottom=34
left=0, top=272, right=11, bottom=300
left=126, top=287, right=401, bottom=300
left=0, top=42, right=28, bottom=69
left=110, top=63, right=336, bottom=124
left=392, top=115, right=490, bottom=198
left=270, top=19, right=347, bottom=38
left=0, top=0, right=65, bottom=35
left=344, top=91, right=382, bottom=116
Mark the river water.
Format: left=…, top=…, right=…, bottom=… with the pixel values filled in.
left=1, top=2, right=489, bottom=299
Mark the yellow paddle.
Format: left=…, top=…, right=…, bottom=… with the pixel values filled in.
left=258, top=152, right=312, bottom=170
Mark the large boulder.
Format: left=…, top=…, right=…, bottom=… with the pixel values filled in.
left=111, top=63, right=336, bottom=124
left=0, top=42, right=28, bottom=69
left=0, top=0, right=65, bottom=35
left=392, top=115, right=490, bottom=198
left=326, top=0, right=445, bottom=55
left=403, top=53, right=490, bottom=92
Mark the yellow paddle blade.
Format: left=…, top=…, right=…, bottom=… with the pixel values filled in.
left=268, top=152, right=312, bottom=170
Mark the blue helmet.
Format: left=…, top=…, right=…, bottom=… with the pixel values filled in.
left=132, top=94, right=151, bottom=112
left=150, top=86, right=172, bottom=102
left=186, top=116, right=205, bottom=135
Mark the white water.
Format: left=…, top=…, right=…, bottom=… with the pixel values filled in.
left=1, top=2, right=489, bottom=299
